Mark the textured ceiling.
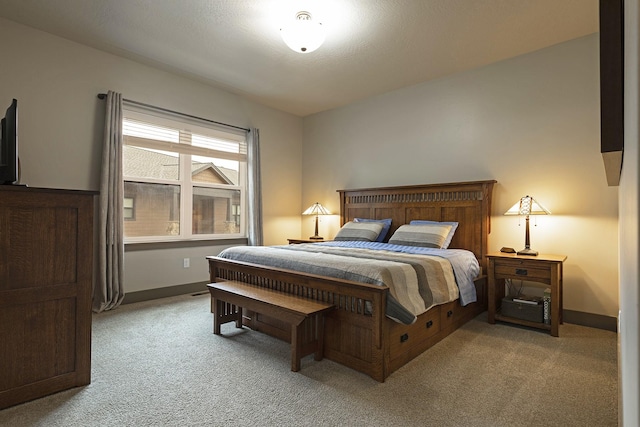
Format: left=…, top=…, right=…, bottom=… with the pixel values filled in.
left=0, top=0, right=598, bottom=116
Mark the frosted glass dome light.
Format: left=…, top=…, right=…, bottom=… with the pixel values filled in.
left=280, top=11, right=325, bottom=53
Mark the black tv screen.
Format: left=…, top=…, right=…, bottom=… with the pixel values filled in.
left=0, top=99, right=18, bottom=184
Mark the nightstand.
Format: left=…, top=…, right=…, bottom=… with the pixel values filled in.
left=287, top=238, right=325, bottom=244
left=487, top=253, right=567, bottom=337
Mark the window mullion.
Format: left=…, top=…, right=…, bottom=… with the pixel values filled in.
left=239, top=161, right=247, bottom=236
left=180, top=152, right=193, bottom=239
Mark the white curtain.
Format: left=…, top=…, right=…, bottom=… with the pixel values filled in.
left=247, top=128, right=263, bottom=246
left=94, top=90, right=125, bottom=312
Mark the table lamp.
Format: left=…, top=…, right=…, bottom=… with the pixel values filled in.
left=302, top=202, right=331, bottom=240
left=504, top=195, right=550, bottom=256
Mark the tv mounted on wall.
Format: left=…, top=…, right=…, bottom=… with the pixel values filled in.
left=0, top=98, right=18, bottom=185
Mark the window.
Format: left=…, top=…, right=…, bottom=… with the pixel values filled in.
left=122, top=108, right=247, bottom=243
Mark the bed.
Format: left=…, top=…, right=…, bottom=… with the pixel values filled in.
left=207, top=180, right=496, bottom=381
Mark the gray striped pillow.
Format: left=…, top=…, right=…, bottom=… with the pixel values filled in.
left=334, top=221, right=384, bottom=242
left=388, top=223, right=453, bottom=248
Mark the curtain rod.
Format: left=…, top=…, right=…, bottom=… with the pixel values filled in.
left=97, top=93, right=250, bottom=132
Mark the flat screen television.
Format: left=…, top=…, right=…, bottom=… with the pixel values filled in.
left=0, top=99, right=18, bottom=184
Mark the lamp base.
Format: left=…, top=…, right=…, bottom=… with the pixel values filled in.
left=309, top=236, right=324, bottom=240
left=517, top=248, right=539, bottom=256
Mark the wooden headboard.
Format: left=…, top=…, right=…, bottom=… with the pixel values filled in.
left=337, top=180, right=496, bottom=271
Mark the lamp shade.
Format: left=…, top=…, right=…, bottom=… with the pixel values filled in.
left=302, top=202, right=331, bottom=216
left=504, top=196, right=551, bottom=216
left=280, top=11, right=325, bottom=53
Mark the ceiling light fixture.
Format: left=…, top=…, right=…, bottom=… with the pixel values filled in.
left=280, top=11, right=325, bottom=53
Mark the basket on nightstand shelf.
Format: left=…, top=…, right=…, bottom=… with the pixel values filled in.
left=501, top=296, right=544, bottom=323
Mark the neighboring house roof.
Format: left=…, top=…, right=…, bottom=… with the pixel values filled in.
left=123, top=145, right=238, bottom=185
left=192, top=163, right=236, bottom=185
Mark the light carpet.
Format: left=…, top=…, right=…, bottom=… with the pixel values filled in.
left=0, top=293, right=618, bottom=426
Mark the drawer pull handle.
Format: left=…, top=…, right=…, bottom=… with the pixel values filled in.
left=447, top=310, right=453, bottom=317
left=400, top=333, right=409, bottom=343
left=426, top=320, right=433, bottom=328
left=516, top=268, right=528, bottom=276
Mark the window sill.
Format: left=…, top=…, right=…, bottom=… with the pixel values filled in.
left=124, top=237, right=248, bottom=252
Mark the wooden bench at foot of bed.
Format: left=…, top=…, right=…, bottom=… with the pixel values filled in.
left=207, top=281, right=335, bottom=372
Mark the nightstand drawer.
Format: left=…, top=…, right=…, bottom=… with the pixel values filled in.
left=494, top=259, right=551, bottom=280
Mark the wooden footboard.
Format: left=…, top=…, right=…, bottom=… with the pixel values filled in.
left=208, top=256, right=389, bottom=381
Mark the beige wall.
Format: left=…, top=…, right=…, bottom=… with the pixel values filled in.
left=302, top=34, right=619, bottom=318
left=0, top=18, right=303, bottom=292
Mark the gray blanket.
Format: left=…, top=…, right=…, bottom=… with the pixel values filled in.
left=217, top=244, right=459, bottom=324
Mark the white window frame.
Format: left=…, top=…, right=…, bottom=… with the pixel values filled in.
left=122, top=107, right=247, bottom=244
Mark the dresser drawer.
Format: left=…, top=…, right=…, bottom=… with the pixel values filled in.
left=493, top=258, right=551, bottom=280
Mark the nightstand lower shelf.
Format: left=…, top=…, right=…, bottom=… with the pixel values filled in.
left=494, top=312, right=552, bottom=332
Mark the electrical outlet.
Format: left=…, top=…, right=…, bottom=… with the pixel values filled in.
left=183, top=258, right=190, bottom=268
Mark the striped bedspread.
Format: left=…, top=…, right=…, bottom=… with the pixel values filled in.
left=216, top=242, right=479, bottom=324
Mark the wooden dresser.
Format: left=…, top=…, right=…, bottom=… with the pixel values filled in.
left=0, top=185, right=96, bottom=409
